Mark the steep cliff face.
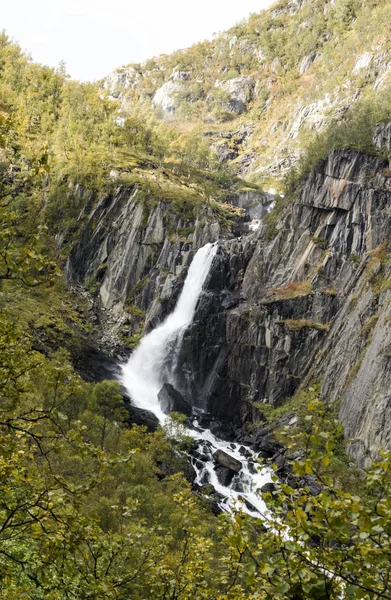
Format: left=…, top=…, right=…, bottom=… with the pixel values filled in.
left=67, top=183, right=272, bottom=348
left=67, top=185, right=221, bottom=343
left=68, top=126, right=391, bottom=466
left=174, top=138, right=391, bottom=466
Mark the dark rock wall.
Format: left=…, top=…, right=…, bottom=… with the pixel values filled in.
left=68, top=131, right=391, bottom=466
left=67, top=184, right=222, bottom=336
left=175, top=146, right=391, bottom=465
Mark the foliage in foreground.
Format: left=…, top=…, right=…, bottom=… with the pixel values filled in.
left=2, top=289, right=391, bottom=599
left=2, top=26, right=391, bottom=600
left=2, top=166, right=391, bottom=598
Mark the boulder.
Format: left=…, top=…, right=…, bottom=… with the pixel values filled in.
left=215, top=466, right=234, bottom=486
left=255, top=433, right=282, bottom=458
left=214, top=76, right=254, bottom=114
left=183, top=461, right=197, bottom=483
left=213, top=449, right=242, bottom=472
left=197, top=414, right=235, bottom=440
left=261, top=482, right=277, bottom=495
left=152, top=81, right=182, bottom=115
left=200, top=470, right=211, bottom=485
left=238, top=445, right=252, bottom=458
left=126, top=404, right=159, bottom=431
left=158, top=383, right=192, bottom=416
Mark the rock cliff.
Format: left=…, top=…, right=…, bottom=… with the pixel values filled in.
left=174, top=138, right=391, bottom=467
left=67, top=185, right=223, bottom=347
left=69, top=124, right=391, bottom=467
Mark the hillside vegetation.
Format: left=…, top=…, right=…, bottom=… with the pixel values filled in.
left=105, top=0, right=391, bottom=187
left=0, top=31, right=251, bottom=254
left=2, top=1, right=391, bottom=597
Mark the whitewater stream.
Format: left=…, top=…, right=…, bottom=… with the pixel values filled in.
left=121, top=242, right=273, bottom=517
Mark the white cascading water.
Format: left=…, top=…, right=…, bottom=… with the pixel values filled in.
left=121, top=242, right=272, bottom=517
left=122, top=243, right=218, bottom=422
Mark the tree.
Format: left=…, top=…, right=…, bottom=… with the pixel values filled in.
left=91, top=380, right=127, bottom=449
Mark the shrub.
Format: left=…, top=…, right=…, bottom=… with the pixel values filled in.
left=265, top=280, right=313, bottom=300
left=279, top=318, right=330, bottom=332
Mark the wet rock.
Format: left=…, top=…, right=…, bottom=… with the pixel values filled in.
left=213, top=449, right=242, bottom=472
left=158, top=383, right=192, bottom=416
left=239, top=496, right=263, bottom=516
left=126, top=404, right=159, bottom=431
left=192, top=450, right=209, bottom=463
left=242, top=435, right=256, bottom=445
left=194, top=458, right=205, bottom=470
left=72, top=344, right=124, bottom=383
left=238, top=445, right=252, bottom=458
left=200, top=470, right=211, bottom=485
left=197, top=414, right=235, bottom=440
left=215, top=466, right=234, bottom=486
left=256, top=433, right=282, bottom=458
left=261, top=482, right=277, bottom=495
left=231, top=480, right=245, bottom=493
left=183, top=461, right=197, bottom=483
left=211, top=502, right=224, bottom=516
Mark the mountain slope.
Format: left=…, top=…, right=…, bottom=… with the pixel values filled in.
left=104, top=0, right=391, bottom=185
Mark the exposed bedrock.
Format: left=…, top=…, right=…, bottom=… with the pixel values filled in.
left=175, top=144, right=391, bottom=465
left=67, top=184, right=222, bottom=340
left=158, top=383, right=192, bottom=417
left=68, top=128, right=391, bottom=466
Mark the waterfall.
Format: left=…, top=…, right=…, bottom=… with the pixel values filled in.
left=121, top=242, right=272, bottom=517
left=122, top=243, right=218, bottom=421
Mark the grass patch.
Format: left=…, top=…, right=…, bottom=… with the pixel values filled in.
left=264, top=280, right=312, bottom=301
left=349, top=254, right=361, bottom=265
left=322, top=287, right=337, bottom=296
left=311, top=236, right=328, bottom=250
left=360, top=315, right=379, bottom=336
left=279, top=319, right=330, bottom=332
left=370, top=274, right=391, bottom=296
left=125, top=305, right=146, bottom=320
left=1, top=279, right=93, bottom=355
left=121, top=332, right=143, bottom=350
left=256, top=384, right=322, bottom=425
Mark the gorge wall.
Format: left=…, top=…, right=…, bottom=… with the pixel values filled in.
left=68, top=125, right=391, bottom=468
